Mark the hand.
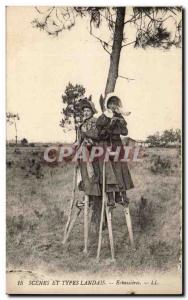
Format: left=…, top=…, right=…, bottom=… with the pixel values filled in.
left=110, top=117, right=118, bottom=127
left=83, top=138, right=93, bottom=146
left=73, top=141, right=80, bottom=149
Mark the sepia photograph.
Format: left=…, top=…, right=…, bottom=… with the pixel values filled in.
left=6, top=5, right=183, bottom=295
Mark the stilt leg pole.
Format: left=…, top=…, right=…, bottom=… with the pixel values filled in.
left=63, top=164, right=78, bottom=243
left=124, top=205, right=134, bottom=247
left=96, top=161, right=106, bottom=262
left=106, top=206, right=115, bottom=262
left=83, top=195, right=89, bottom=255
left=62, top=208, right=81, bottom=244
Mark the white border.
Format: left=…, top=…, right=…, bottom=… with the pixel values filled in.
left=1, top=0, right=186, bottom=6
left=0, top=2, right=6, bottom=300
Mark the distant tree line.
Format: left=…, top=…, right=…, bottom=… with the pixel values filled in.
left=146, top=129, right=181, bottom=147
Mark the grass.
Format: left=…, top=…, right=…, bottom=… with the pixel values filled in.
left=6, top=145, right=182, bottom=276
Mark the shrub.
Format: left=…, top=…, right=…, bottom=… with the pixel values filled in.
left=138, top=196, right=154, bottom=231
left=150, top=155, right=171, bottom=174
left=21, top=138, right=28, bottom=146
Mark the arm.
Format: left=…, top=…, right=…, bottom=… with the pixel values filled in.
left=84, top=127, right=99, bottom=140
left=110, top=114, right=128, bottom=136
left=119, top=118, right=128, bottom=136
left=82, top=118, right=99, bottom=142
left=96, top=114, right=111, bottom=139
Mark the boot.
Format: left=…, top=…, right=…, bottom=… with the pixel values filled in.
left=107, top=192, right=115, bottom=207
left=115, top=192, right=122, bottom=204
left=115, top=191, right=129, bottom=207
left=76, top=196, right=85, bottom=209
left=121, top=191, right=129, bottom=207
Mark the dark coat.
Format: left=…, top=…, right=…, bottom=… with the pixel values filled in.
left=96, top=112, right=134, bottom=192
left=77, top=117, right=101, bottom=196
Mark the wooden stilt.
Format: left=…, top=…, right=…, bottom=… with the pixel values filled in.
left=63, top=164, right=78, bottom=243
left=62, top=208, right=81, bottom=244
left=88, top=205, right=93, bottom=233
left=124, top=206, right=134, bottom=247
left=83, top=195, right=89, bottom=255
left=105, top=206, right=115, bottom=262
left=96, top=161, right=106, bottom=262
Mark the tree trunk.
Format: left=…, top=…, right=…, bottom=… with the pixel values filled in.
left=104, top=7, right=125, bottom=97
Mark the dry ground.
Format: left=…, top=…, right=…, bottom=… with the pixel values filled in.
left=6, top=145, right=182, bottom=277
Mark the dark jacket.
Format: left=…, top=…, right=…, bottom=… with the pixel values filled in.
left=78, top=117, right=99, bottom=144
left=77, top=117, right=101, bottom=196
left=96, top=112, right=134, bottom=191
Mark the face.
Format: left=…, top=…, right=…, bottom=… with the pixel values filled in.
left=107, top=102, right=118, bottom=112
left=83, top=107, right=92, bottom=120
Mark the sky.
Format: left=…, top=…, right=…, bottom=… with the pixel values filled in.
left=6, top=7, right=182, bottom=143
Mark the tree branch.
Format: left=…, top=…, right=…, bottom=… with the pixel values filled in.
left=35, top=6, right=42, bottom=14
left=168, top=8, right=179, bottom=16
left=99, top=11, right=116, bottom=24
left=55, top=8, right=63, bottom=24
left=100, top=41, right=111, bottom=55
left=122, top=40, right=136, bottom=48
left=118, top=75, right=135, bottom=82
left=124, top=12, right=140, bottom=25
left=143, top=10, right=175, bottom=24
left=89, top=21, right=112, bottom=54
left=37, top=6, right=55, bottom=21
left=99, top=11, right=115, bottom=33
